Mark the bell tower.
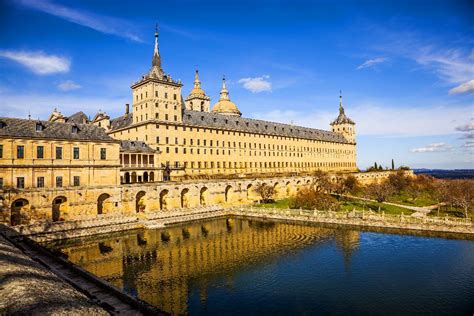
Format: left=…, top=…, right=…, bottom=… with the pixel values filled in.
left=330, top=93, right=356, bottom=143
left=130, top=26, right=183, bottom=125
left=185, top=69, right=211, bottom=112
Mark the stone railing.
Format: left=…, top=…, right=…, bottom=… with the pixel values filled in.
left=12, top=213, right=138, bottom=237
left=232, top=207, right=473, bottom=234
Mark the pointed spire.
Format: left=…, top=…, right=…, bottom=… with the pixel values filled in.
left=149, top=25, right=164, bottom=79
left=219, top=75, right=230, bottom=101
left=194, top=67, right=200, bottom=87
left=152, top=24, right=161, bottom=67
left=339, top=90, right=345, bottom=115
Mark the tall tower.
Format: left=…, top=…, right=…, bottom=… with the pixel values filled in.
left=130, top=27, right=183, bottom=125
left=185, top=69, right=211, bottom=112
left=330, top=93, right=356, bottom=143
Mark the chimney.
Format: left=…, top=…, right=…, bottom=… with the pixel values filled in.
left=125, top=103, right=130, bottom=115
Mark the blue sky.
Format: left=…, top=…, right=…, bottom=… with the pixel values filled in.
left=0, top=0, right=472, bottom=169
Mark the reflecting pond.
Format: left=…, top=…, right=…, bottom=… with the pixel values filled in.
left=46, top=217, right=474, bottom=315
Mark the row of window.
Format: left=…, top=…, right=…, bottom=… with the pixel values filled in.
left=0, top=176, right=80, bottom=189
left=155, top=137, right=354, bottom=154
left=136, top=91, right=177, bottom=101
left=163, top=161, right=356, bottom=169
left=136, top=113, right=179, bottom=123
left=0, top=145, right=107, bottom=160
left=159, top=146, right=352, bottom=159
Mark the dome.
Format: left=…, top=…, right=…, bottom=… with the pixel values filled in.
left=212, top=100, right=241, bottom=116
left=211, top=77, right=242, bottom=116
left=186, top=69, right=210, bottom=100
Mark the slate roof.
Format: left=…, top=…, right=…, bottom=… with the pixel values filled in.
left=108, top=109, right=349, bottom=143
left=330, top=111, right=355, bottom=125
left=67, top=111, right=89, bottom=124
left=110, top=113, right=132, bottom=130
left=120, top=140, right=155, bottom=153
left=182, top=110, right=349, bottom=143
left=0, top=117, right=116, bottom=142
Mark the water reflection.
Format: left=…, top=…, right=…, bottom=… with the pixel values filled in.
left=48, top=217, right=359, bottom=314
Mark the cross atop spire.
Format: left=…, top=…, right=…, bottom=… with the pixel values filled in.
left=150, top=25, right=164, bottom=79
left=219, top=76, right=230, bottom=101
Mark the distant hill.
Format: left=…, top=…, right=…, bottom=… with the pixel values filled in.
left=413, top=169, right=474, bottom=179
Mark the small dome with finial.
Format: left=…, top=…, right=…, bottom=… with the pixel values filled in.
left=211, top=76, right=241, bottom=116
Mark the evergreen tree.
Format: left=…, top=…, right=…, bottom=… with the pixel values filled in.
left=391, top=159, right=395, bottom=170
left=374, top=162, right=378, bottom=169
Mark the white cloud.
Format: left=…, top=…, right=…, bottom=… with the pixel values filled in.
left=462, top=139, right=474, bottom=148
left=356, top=57, right=387, bottom=70
left=57, top=80, right=81, bottom=91
left=252, top=103, right=471, bottom=137
left=238, top=75, right=272, bottom=93
left=411, top=143, right=452, bottom=153
left=0, top=50, right=70, bottom=75
left=371, top=30, right=474, bottom=93
left=17, top=0, right=142, bottom=42
left=449, top=79, right=474, bottom=95
left=456, top=120, right=474, bottom=132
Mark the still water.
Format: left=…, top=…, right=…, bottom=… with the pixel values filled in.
left=47, top=217, right=474, bottom=315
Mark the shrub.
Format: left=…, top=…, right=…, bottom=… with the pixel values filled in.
left=289, top=187, right=339, bottom=211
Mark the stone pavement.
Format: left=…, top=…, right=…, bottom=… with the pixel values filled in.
left=0, top=235, right=108, bottom=315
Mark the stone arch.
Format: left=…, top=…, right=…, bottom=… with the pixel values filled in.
left=200, top=187, right=208, bottom=206
left=149, top=172, right=155, bottom=182
left=296, top=180, right=302, bottom=192
left=273, top=182, right=281, bottom=199
left=52, top=196, right=67, bottom=222
left=136, top=191, right=146, bottom=213
left=246, top=183, right=255, bottom=200
left=10, top=199, right=29, bottom=226
left=225, top=185, right=233, bottom=203
left=181, top=188, right=190, bottom=208
left=143, top=172, right=149, bottom=182
left=124, top=172, right=130, bottom=184
left=286, top=181, right=294, bottom=196
left=160, top=189, right=169, bottom=210
left=131, top=172, right=137, bottom=183
left=97, top=193, right=111, bottom=215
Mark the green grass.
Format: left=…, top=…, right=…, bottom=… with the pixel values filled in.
left=339, top=199, right=414, bottom=216
left=388, top=191, right=437, bottom=207
left=254, top=198, right=292, bottom=209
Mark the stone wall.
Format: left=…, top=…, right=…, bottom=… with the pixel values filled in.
left=0, top=171, right=398, bottom=226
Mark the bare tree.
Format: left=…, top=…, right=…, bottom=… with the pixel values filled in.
left=449, top=179, right=474, bottom=218
left=364, top=182, right=394, bottom=203
left=254, top=182, right=276, bottom=203
left=311, top=170, right=333, bottom=193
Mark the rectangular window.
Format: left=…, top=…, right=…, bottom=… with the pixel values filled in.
left=100, top=148, right=106, bottom=160
left=37, top=177, right=44, bottom=188
left=17, top=145, right=24, bottom=159
left=37, top=146, right=44, bottom=159
left=56, top=176, right=63, bottom=187
left=73, top=147, right=80, bottom=159
left=17, top=177, right=25, bottom=188
left=73, top=176, right=80, bottom=186
left=56, top=147, right=62, bottom=159
left=0, top=144, right=3, bottom=158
